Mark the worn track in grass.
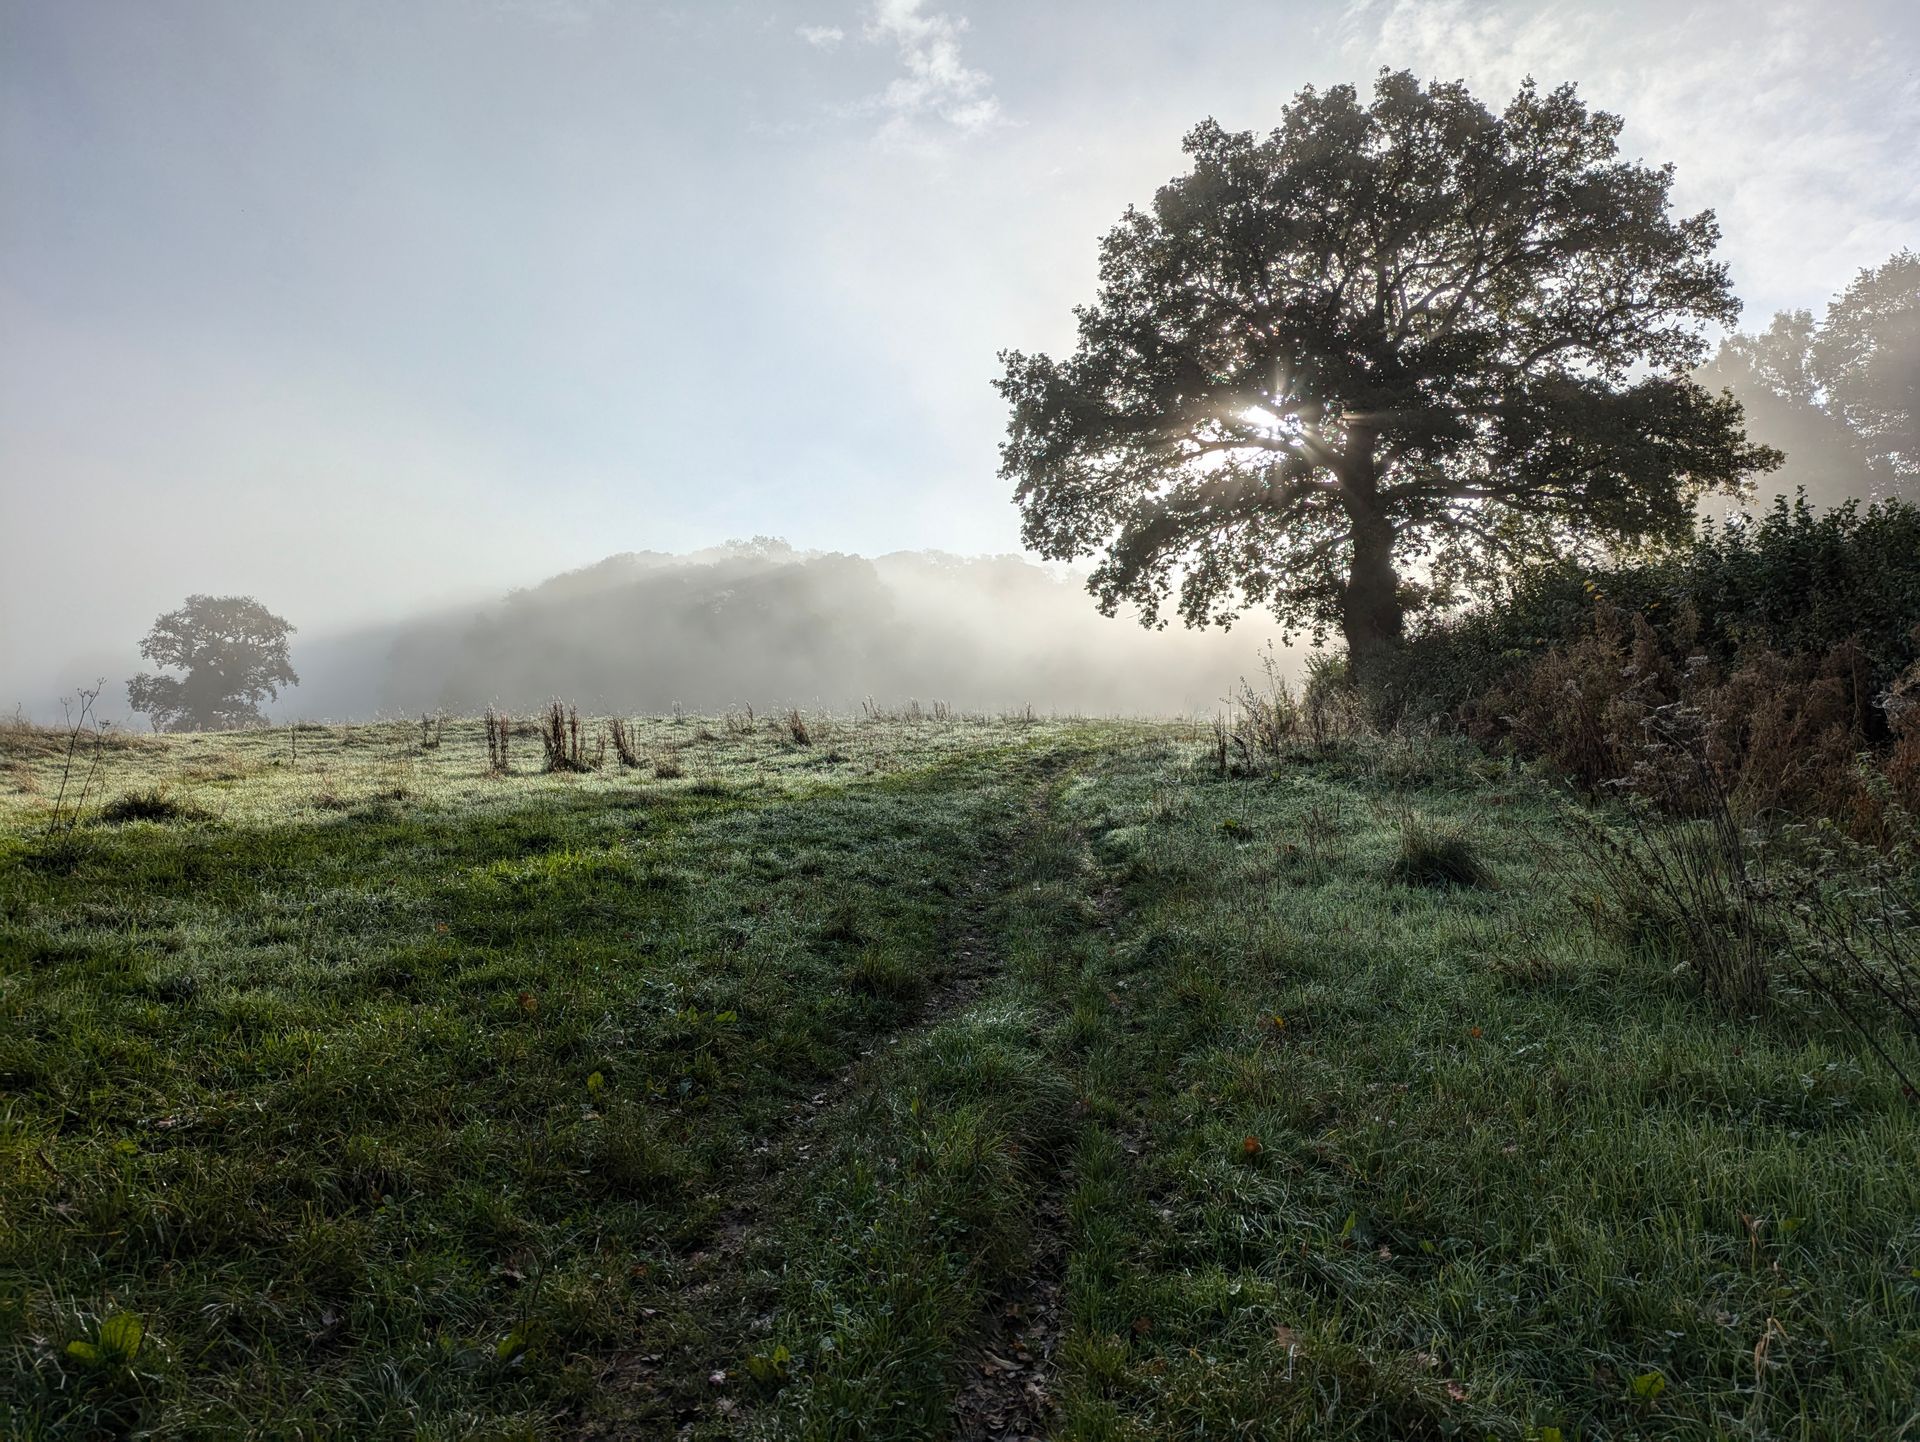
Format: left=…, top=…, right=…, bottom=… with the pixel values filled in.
left=582, top=754, right=1091, bottom=1438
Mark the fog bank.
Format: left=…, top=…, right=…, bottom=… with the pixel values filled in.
left=208, top=541, right=1298, bottom=725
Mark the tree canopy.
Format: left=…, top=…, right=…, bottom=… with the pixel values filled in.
left=1701, top=249, right=1918, bottom=507
left=997, top=70, right=1779, bottom=661
left=126, top=595, right=298, bottom=732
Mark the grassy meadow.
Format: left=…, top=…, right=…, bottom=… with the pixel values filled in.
left=2, top=712, right=1916, bottom=1438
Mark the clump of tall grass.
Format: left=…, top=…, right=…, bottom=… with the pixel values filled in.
left=1207, top=647, right=1373, bottom=779
left=99, top=788, right=210, bottom=824
left=860, top=698, right=952, bottom=723
left=786, top=709, right=812, bottom=746
left=1570, top=796, right=1771, bottom=1007
left=1389, top=814, right=1493, bottom=889
left=1566, top=703, right=1774, bottom=1006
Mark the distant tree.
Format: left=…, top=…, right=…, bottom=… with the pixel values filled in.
left=996, top=70, right=1779, bottom=667
left=1701, top=250, right=1918, bottom=505
left=126, top=596, right=298, bottom=732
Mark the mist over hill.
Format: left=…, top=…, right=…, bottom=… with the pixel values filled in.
left=284, top=540, right=1297, bottom=722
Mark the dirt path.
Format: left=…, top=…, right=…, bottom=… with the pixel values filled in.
left=948, top=1183, right=1067, bottom=1440
left=582, top=760, right=1085, bottom=1439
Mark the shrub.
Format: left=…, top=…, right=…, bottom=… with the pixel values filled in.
left=1398, top=494, right=1920, bottom=726
left=1476, top=606, right=1907, bottom=833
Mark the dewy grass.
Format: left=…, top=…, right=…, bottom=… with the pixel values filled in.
left=1038, top=740, right=1919, bottom=1441
left=3, top=718, right=1916, bottom=1439
left=0, top=712, right=1134, bottom=1439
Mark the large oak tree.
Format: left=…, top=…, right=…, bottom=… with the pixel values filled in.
left=997, top=71, right=1779, bottom=664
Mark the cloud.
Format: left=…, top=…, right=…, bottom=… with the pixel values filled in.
left=1338, top=0, right=1920, bottom=321
left=858, top=0, right=1004, bottom=149
left=797, top=23, right=845, bottom=50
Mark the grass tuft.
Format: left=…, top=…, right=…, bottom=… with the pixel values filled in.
left=97, top=787, right=210, bottom=824
left=1388, top=814, right=1493, bottom=888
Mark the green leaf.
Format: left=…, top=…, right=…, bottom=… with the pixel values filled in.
left=1629, top=1369, right=1667, bottom=1401
left=746, top=1342, right=793, bottom=1386
left=65, top=1340, right=100, bottom=1364
left=98, top=1312, right=143, bottom=1360
left=1539, top=1429, right=1564, bottom=1442
left=586, top=1071, right=605, bottom=1094
left=496, top=1327, right=527, bottom=1361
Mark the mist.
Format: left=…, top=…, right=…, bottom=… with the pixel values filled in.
left=235, top=541, right=1301, bottom=723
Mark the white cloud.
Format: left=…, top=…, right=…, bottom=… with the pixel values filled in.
left=1339, top=0, right=1920, bottom=322
left=797, top=23, right=845, bottom=50
left=859, top=0, right=1004, bottom=149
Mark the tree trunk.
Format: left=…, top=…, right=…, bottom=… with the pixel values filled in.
left=1338, top=431, right=1405, bottom=674
left=1341, top=511, right=1404, bottom=668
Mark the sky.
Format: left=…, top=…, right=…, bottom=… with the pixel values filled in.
left=3, top=0, right=1917, bottom=713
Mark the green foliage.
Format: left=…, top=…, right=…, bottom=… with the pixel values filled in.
left=998, top=70, right=1774, bottom=657
left=1398, top=493, right=1920, bottom=722
left=65, top=1312, right=143, bottom=1367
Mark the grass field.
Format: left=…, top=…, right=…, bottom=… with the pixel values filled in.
left=2, top=713, right=1916, bottom=1439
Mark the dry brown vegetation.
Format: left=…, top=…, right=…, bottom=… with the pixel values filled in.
left=1473, top=605, right=1920, bottom=835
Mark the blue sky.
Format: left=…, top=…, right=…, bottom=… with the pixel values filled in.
left=3, top=0, right=1916, bottom=706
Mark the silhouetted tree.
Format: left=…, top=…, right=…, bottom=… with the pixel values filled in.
left=126, top=595, right=298, bottom=732
left=1702, top=250, right=1918, bottom=505
left=997, top=70, right=1779, bottom=667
